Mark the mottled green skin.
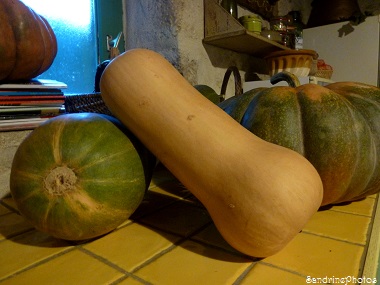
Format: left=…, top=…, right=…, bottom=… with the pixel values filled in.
left=242, top=86, right=304, bottom=153
left=194, top=85, right=221, bottom=104
left=10, top=113, right=155, bottom=240
left=219, top=88, right=266, bottom=123
left=219, top=81, right=380, bottom=206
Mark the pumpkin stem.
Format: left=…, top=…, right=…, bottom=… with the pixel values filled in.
left=270, top=71, right=300, bottom=87
left=44, top=166, right=77, bottom=196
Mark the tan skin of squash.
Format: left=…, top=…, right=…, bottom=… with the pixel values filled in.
left=100, top=49, right=323, bottom=258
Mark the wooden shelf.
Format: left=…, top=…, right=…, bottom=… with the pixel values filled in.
left=203, top=0, right=290, bottom=57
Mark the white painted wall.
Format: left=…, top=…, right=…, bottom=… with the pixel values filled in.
left=304, top=15, right=380, bottom=86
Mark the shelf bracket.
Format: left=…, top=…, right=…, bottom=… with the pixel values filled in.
left=204, top=0, right=245, bottom=38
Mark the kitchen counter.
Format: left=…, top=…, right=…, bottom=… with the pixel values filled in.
left=0, top=164, right=379, bottom=284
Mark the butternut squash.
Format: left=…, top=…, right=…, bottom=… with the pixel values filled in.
left=100, top=49, right=323, bottom=258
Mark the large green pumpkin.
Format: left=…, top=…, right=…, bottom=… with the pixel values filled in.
left=218, top=73, right=380, bottom=206
left=10, top=113, right=155, bottom=240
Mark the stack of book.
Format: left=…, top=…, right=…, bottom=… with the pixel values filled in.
left=0, top=79, right=67, bottom=131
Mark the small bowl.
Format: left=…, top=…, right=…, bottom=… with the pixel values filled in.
left=264, top=49, right=318, bottom=77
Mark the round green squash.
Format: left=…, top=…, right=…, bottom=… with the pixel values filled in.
left=194, top=85, right=221, bottom=104
left=219, top=72, right=380, bottom=206
left=10, top=113, right=155, bottom=240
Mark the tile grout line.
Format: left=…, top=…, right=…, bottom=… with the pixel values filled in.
left=257, top=261, right=311, bottom=280
left=187, top=235, right=260, bottom=260
left=110, top=274, right=153, bottom=285
left=77, top=246, right=136, bottom=276
left=328, top=208, right=374, bottom=218
left=129, top=242, right=180, bottom=275
left=357, top=194, right=380, bottom=278
left=0, top=247, right=76, bottom=283
left=78, top=247, right=154, bottom=285
left=300, top=230, right=367, bottom=247
left=133, top=215, right=259, bottom=262
left=78, top=220, right=218, bottom=281
left=0, top=227, right=36, bottom=244
left=361, top=195, right=380, bottom=279
left=232, top=262, right=258, bottom=285
left=128, top=221, right=215, bottom=274
left=0, top=200, right=18, bottom=214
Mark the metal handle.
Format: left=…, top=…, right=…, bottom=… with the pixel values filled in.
left=106, top=32, right=123, bottom=51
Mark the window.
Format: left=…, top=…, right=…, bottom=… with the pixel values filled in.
left=22, top=0, right=98, bottom=94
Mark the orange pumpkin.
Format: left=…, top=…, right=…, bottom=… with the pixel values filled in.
left=0, top=0, right=57, bottom=81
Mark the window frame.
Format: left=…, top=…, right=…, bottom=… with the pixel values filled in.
left=95, top=0, right=126, bottom=64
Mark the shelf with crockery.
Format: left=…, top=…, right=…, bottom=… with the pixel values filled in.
left=203, top=0, right=290, bottom=57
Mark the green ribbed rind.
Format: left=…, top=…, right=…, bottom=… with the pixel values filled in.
left=10, top=113, right=154, bottom=240
left=218, top=80, right=380, bottom=206
left=242, top=86, right=304, bottom=155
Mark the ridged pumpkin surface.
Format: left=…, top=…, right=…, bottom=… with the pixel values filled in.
left=0, top=0, right=57, bottom=81
left=219, top=80, right=380, bottom=206
left=10, top=113, right=154, bottom=240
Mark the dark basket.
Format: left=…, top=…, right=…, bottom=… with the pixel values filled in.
left=236, top=0, right=278, bottom=20
left=64, top=93, right=112, bottom=116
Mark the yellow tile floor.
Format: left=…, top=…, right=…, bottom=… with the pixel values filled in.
left=0, top=164, right=379, bottom=285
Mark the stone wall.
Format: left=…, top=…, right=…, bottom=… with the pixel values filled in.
left=0, top=131, right=31, bottom=198
left=123, top=0, right=267, bottom=97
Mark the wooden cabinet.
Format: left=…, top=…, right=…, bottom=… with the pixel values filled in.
left=203, top=0, right=290, bottom=57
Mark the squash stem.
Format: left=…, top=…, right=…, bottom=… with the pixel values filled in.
left=270, top=71, right=300, bottom=87
left=44, top=166, right=77, bottom=196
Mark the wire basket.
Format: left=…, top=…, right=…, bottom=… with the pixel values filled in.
left=64, top=93, right=112, bottom=116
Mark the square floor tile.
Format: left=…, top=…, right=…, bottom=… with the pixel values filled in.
left=137, top=201, right=212, bottom=237
left=0, top=196, right=18, bottom=212
left=191, top=223, right=242, bottom=255
left=0, top=203, right=11, bottom=215
left=0, top=249, right=124, bottom=285
left=0, top=212, right=34, bottom=240
left=83, top=223, right=182, bottom=272
left=0, top=230, right=72, bottom=280
left=134, top=240, right=252, bottom=285
left=329, top=197, right=375, bottom=217
left=131, top=191, right=180, bottom=220
left=303, top=210, right=371, bottom=245
left=149, top=180, right=192, bottom=200
left=240, top=263, right=306, bottom=285
left=263, top=232, right=365, bottom=278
